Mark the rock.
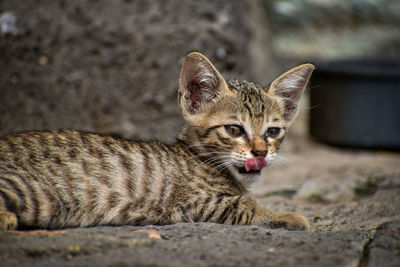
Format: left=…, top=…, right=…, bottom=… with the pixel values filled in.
left=366, top=220, right=400, bottom=267
left=295, top=179, right=355, bottom=203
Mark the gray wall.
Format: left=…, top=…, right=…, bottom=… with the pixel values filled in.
left=0, top=0, right=277, bottom=143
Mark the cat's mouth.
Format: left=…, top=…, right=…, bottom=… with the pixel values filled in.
left=237, top=167, right=262, bottom=175
left=228, top=157, right=267, bottom=184
left=235, top=157, right=267, bottom=176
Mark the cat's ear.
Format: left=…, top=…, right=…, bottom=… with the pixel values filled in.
left=267, top=63, right=314, bottom=123
left=178, top=52, right=231, bottom=117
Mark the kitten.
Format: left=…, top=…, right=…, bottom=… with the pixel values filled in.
left=0, top=52, right=314, bottom=231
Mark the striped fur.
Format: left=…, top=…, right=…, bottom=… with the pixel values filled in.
left=0, top=52, right=314, bottom=231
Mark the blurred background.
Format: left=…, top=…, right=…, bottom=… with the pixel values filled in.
left=1, top=0, right=399, bottom=147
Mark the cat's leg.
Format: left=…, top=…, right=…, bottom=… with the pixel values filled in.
left=254, top=209, right=310, bottom=231
left=0, top=211, right=18, bottom=230
left=200, top=195, right=309, bottom=230
left=0, top=183, right=19, bottom=230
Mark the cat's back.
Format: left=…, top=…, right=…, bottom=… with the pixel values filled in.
left=0, top=130, right=186, bottom=228
left=0, top=129, right=198, bottom=193
left=0, top=130, right=170, bottom=190
left=0, top=129, right=131, bottom=169
left=0, top=129, right=176, bottom=175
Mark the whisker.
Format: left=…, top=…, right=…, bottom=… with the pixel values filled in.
left=204, top=157, right=232, bottom=168
left=277, top=155, right=294, bottom=166
left=189, top=151, right=232, bottom=161
left=205, top=158, right=234, bottom=176
left=205, top=159, right=231, bottom=167
left=182, top=143, right=230, bottom=152
left=269, top=155, right=295, bottom=169
left=196, top=151, right=231, bottom=158
left=213, top=161, right=232, bottom=171
left=202, top=154, right=231, bottom=160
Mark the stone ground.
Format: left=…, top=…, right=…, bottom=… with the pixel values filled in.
left=1, top=125, right=399, bottom=267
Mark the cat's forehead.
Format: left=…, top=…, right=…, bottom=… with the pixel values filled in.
left=227, top=80, right=264, bottom=93
left=227, top=80, right=279, bottom=118
left=227, top=80, right=268, bottom=104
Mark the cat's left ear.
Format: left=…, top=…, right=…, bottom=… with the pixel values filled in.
left=267, top=63, right=314, bottom=123
left=178, top=52, right=232, bottom=119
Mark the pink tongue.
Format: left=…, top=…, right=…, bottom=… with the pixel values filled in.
left=245, top=157, right=267, bottom=172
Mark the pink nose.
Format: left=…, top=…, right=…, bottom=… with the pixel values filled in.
left=245, top=157, right=267, bottom=172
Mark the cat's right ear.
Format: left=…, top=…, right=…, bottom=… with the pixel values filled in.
left=267, top=63, right=314, bottom=123
left=178, top=52, right=231, bottom=118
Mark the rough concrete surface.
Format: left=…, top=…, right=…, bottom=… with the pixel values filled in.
left=0, top=223, right=369, bottom=267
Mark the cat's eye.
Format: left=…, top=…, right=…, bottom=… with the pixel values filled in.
left=266, top=127, right=281, bottom=138
left=224, top=125, right=244, bottom=137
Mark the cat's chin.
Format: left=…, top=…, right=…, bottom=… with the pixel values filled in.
left=228, top=165, right=264, bottom=185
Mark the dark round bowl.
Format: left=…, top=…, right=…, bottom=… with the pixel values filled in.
left=309, top=60, right=400, bottom=150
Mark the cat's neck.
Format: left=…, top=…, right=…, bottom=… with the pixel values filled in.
left=172, top=138, right=248, bottom=194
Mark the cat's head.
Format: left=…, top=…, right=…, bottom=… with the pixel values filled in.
left=178, top=52, right=314, bottom=185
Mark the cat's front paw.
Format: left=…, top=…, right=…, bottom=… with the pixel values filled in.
left=0, top=211, right=18, bottom=231
left=276, top=212, right=309, bottom=231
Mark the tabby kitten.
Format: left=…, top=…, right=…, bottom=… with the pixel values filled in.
left=0, top=52, right=314, bottom=231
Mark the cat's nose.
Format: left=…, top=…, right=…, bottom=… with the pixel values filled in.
left=251, top=150, right=267, bottom=157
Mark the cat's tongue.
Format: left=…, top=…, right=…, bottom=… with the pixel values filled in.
left=245, top=157, right=266, bottom=172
